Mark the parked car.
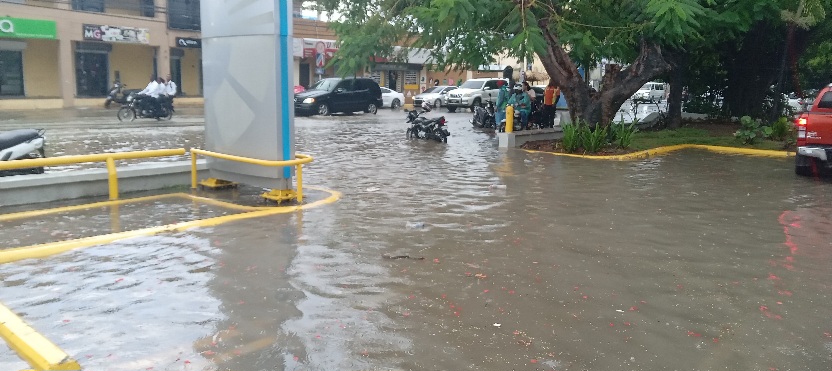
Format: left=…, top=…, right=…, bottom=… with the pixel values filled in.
left=414, top=85, right=457, bottom=108
left=786, top=93, right=809, bottom=114
left=631, top=82, right=666, bottom=102
left=294, top=77, right=383, bottom=116
left=445, top=78, right=508, bottom=112
left=795, top=85, right=832, bottom=176
left=380, top=87, right=405, bottom=109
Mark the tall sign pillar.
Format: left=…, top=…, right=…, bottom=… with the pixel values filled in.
left=201, top=0, right=295, bottom=189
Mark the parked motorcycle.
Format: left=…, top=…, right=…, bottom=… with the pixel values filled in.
left=405, top=101, right=434, bottom=139
left=0, top=129, right=46, bottom=177
left=104, top=82, right=140, bottom=109
left=421, top=116, right=451, bottom=143
left=117, top=93, right=174, bottom=122
left=472, top=101, right=496, bottom=129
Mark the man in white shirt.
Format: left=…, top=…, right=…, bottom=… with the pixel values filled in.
left=137, top=76, right=161, bottom=116
left=165, top=74, right=177, bottom=97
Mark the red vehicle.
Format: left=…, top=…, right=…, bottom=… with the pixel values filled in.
left=795, top=85, right=832, bottom=176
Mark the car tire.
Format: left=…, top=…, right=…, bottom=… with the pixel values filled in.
left=434, top=99, right=441, bottom=108
left=318, top=104, right=330, bottom=116
left=471, top=98, right=481, bottom=112
left=365, top=103, right=378, bottom=114
left=391, top=99, right=401, bottom=109
left=795, top=154, right=815, bottom=176
left=447, top=106, right=457, bottom=113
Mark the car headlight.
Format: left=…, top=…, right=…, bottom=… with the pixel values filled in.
left=303, top=98, right=315, bottom=104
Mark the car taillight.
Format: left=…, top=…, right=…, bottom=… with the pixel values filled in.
left=796, top=116, right=807, bottom=144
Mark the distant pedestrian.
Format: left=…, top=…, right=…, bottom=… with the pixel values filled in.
left=543, top=82, right=560, bottom=128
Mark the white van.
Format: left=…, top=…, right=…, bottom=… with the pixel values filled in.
left=632, top=82, right=666, bottom=102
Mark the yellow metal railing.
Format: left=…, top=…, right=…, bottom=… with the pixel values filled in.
left=0, top=149, right=186, bottom=201
left=189, top=149, right=313, bottom=203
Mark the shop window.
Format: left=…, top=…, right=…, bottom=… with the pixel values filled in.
left=168, top=0, right=201, bottom=30
left=72, top=0, right=105, bottom=12
left=0, top=51, right=24, bottom=96
left=75, top=52, right=109, bottom=97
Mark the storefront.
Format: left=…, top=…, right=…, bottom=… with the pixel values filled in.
left=0, top=17, right=58, bottom=97
left=172, top=37, right=202, bottom=96
left=79, top=23, right=155, bottom=97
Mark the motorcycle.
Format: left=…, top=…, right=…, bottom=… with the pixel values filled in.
left=405, top=101, right=434, bottom=139
left=117, top=93, right=174, bottom=122
left=421, top=116, right=451, bottom=143
left=0, top=129, right=46, bottom=177
left=471, top=101, right=496, bottom=129
left=104, top=82, right=140, bottom=109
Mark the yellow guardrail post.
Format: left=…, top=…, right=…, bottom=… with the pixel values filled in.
left=106, top=157, right=118, bottom=200
left=191, top=152, right=198, bottom=189
left=296, top=163, right=303, bottom=203
left=189, top=149, right=312, bottom=204
left=506, top=105, right=514, bottom=133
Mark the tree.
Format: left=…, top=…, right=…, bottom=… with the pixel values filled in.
left=316, top=0, right=708, bottom=126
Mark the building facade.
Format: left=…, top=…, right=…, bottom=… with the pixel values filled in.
left=0, top=0, right=206, bottom=109
left=0, top=0, right=472, bottom=109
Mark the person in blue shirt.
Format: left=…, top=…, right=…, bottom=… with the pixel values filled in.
left=508, top=84, right=531, bottom=130
left=495, top=80, right=510, bottom=126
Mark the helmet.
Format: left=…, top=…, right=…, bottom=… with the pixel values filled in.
left=513, top=84, right=523, bottom=92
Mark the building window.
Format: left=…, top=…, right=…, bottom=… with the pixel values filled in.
left=168, top=0, right=201, bottom=30
left=141, top=0, right=155, bottom=17
left=0, top=51, right=24, bottom=96
left=75, top=52, right=109, bottom=97
left=72, top=0, right=105, bottom=12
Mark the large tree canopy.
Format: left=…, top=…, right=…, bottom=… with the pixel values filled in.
left=316, top=0, right=819, bottom=125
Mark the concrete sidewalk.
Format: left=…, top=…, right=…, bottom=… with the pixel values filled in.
left=0, top=106, right=206, bottom=130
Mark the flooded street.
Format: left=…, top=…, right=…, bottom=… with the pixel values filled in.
left=1, top=108, right=831, bottom=370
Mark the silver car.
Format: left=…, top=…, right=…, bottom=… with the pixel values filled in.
left=414, top=85, right=457, bottom=108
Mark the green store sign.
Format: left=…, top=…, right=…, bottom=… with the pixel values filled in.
left=0, top=17, right=57, bottom=39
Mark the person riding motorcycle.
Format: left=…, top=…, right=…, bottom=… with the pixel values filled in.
left=507, top=84, right=531, bottom=130
left=137, top=76, right=165, bottom=118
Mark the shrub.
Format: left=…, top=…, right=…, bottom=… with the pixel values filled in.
left=611, top=118, right=639, bottom=149
left=561, top=121, right=581, bottom=153
left=734, top=116, right=771, bottom=145
left=582, top=122, right=609, bottom=153
left=766, top=116, right=793, bottom=141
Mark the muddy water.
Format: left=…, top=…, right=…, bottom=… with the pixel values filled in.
left=1, top=110, right=831, bottom=370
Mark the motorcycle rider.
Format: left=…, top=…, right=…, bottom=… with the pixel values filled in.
left=161, top=74, right=177, bottom=112
left=508, top=84, right=531, bottom=130
left=137, top=75, right=163, bottom=117
left=495, top=80, right=509, bottom=126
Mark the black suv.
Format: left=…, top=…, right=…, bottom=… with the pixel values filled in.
left=294, top=77, right=383, bottom=116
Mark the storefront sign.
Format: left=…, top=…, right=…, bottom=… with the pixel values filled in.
left=176, top=37, right=201, bottom=48
left=302, top=38, right=337, bottom=58
left=0, top=17, right=57, bottom=39
left=83, top=24, right=150, bottom=44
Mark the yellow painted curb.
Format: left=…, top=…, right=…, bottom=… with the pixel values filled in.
left=525, top=144, right=793, bottom=160
left=0, top=186, right=341, bottom=265
left=0, top=303, right=81, bottom=371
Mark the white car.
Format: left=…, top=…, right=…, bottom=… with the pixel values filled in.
left=380, top=87, right=405, bottom=109
left=631, top=82, right=666, bottom=102
left=414, top=85, right=457, bottom=108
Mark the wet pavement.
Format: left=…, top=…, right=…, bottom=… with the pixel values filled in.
left=1, top=107, right=832, bottom=370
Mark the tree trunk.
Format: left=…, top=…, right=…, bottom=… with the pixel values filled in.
left=537, top=19, right=672, bottom=127
left=667, top=50, right=687, bottom=129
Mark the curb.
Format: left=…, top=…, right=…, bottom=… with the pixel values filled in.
left=525, top=144, right=794, bottom=160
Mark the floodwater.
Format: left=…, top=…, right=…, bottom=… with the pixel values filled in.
left=1, top=109, right=831, bottom=371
